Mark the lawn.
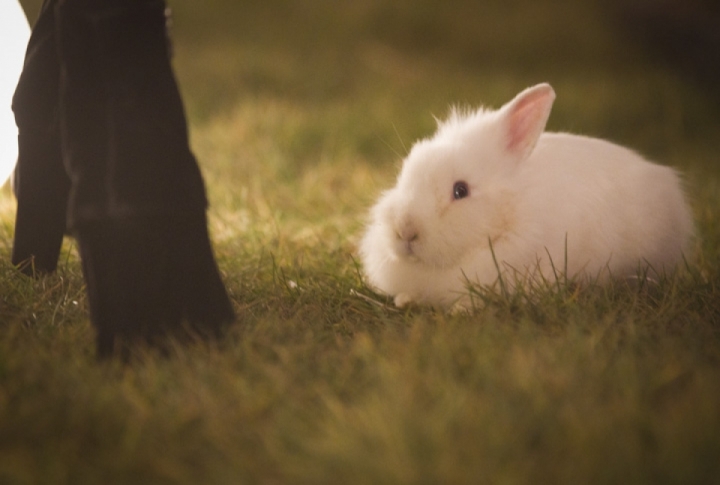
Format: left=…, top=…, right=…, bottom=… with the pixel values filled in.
left=1, top=0, right=719, bottom=483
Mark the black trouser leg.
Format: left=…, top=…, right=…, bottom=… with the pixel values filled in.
left=56, top=0, right=209, bottom=225
left=11, top=129, right=70, bottom=275
left=11, top=0, right=71, bottom=275
left=77, top=214, right=234, bottom=359
left=54, top=0, right=234, bottom=358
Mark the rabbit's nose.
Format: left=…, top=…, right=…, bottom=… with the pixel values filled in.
left=397, top=224, right=419, bottom=243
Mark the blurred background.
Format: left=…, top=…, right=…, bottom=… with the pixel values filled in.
left=14, top=0, right=720, bottom=197
left=16, top=0, right=720, bottom=146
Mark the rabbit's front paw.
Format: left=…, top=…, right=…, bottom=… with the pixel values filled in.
left=394, top=292, right=414, bottom=308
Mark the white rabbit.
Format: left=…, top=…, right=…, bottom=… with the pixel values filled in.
left=359, top=83, right=694, bottom=309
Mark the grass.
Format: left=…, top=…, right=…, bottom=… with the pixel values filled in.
left=2, top=0, right=720, bottom=483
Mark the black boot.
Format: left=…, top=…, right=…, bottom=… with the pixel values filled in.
left=55, top=0, right=234, bottom=358
left=11, top=0, right=71, bottom=276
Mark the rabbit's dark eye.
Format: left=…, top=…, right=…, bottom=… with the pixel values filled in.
left=453, top=181, right=469, bottom=200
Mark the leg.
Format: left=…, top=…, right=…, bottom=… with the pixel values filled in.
left=78, top=214, right=232, bottom=358
left=11, top=0, right=71, bottom=275
left=53, top=0, right=234, bottom=358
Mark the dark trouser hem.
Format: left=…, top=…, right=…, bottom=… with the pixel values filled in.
left=76, top=212, right=235, bottom=360
left=11, top=129, right=71, bottom=276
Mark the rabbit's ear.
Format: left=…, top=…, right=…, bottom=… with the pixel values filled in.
left=499, top=83, right=555, bottom=161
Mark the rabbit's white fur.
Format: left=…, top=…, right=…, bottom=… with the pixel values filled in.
left=359, top=83, right=694, bottom=308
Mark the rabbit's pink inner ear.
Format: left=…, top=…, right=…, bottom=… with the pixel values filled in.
left=504, top=84, right=555, bottom=158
